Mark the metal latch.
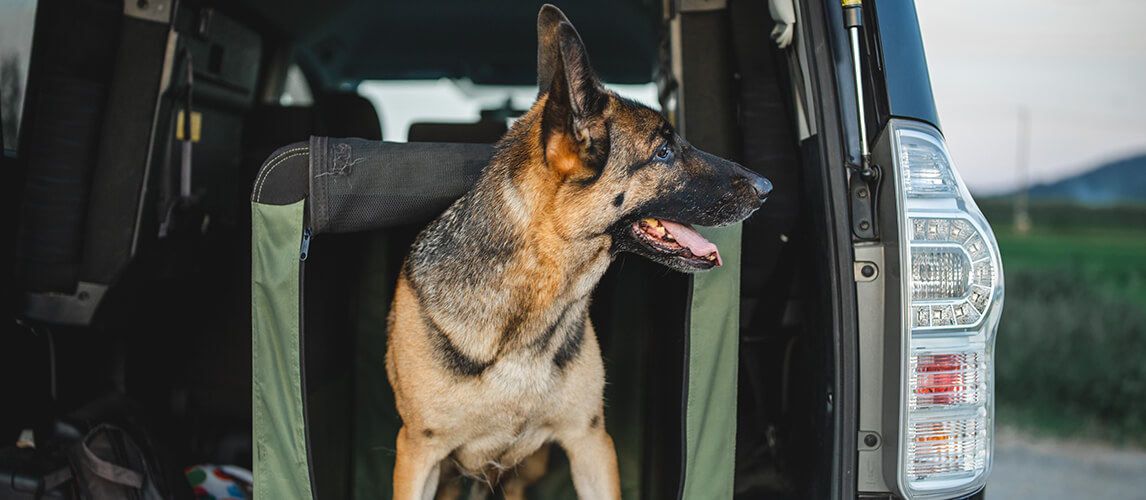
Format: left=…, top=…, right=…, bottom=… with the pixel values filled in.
left=300, top=227, right=312, bottom=261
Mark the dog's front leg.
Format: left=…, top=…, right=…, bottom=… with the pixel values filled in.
left=394, top=426, right=448, bottom=500
left=559, top=427, right=620, bottom=500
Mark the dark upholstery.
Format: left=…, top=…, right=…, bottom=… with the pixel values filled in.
left=407, top=120, right=507, bottom=144
left=317, top=92, right=383, bottom=140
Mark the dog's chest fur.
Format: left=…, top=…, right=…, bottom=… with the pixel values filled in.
left=447, top=354, right=575, bottom=473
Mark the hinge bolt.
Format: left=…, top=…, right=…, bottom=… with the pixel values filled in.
left=864, top=433, right=879, bottom=447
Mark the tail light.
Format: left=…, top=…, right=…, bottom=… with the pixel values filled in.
left=888, top=120, right=1004, bottom=498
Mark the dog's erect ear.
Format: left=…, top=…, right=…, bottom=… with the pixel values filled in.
left=537, top=5, right=608, bottom=178
left=538, top=13, right=605, bottom=123
left=537, top=4, right=572, bottom=97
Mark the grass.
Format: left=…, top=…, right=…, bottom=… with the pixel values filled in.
left=994, top=224, right=1146, bottom=308
left=995, top=264, right=1146, bottom=445
left=983, top=200, right=1146, bottom=447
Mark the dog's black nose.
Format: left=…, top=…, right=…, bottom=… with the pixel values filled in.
left=751, top=175, right=773, bottom=201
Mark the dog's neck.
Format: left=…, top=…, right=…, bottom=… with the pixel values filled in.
left=404, top=156, right=613, bottom=366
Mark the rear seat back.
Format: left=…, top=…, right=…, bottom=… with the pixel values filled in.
left=407, top=120, right=506, bottom=144
left=316, top=92, right=383, bottom=140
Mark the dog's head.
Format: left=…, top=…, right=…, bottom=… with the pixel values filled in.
left=511, top=4, right=771, bottom=272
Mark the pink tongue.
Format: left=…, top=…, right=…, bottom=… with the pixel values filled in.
left=660, top=220, right=722, bottom=266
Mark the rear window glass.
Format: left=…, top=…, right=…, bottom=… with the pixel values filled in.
left=358, top=79, right=659, bottom=142
left=0, top=0, right=38, bottom=153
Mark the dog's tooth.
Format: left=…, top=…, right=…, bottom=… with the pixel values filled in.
left=706, top=254, right=716, bottom=261
left=663, top=232, right=675, bottom=241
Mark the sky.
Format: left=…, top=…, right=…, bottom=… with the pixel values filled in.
left=915, top=0, right=1146, bottom=195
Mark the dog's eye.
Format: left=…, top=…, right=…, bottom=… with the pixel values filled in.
left=655, top=143, right=674, bottom=161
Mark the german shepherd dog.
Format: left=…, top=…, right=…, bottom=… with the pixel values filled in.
left=386, top=5, right=771, bottom=499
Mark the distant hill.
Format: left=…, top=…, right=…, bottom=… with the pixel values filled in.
left=1021, top=154, right=1146, bottom=205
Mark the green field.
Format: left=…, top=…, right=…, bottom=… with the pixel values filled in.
left=981, top=200, right=1146, bottom=446
left=995, top=224, right=1146, bottom=307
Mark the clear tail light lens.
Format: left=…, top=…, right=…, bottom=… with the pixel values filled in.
left=906, top=410, right=989, bottom=479
left=890, top=121, right=1004, bottom=498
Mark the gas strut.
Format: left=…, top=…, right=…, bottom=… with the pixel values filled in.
left=842, top=0, right=874, bottom=179
left=842, top=0, right=881, bottom=240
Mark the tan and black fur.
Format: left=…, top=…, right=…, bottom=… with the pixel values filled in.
left=385, top=5, right=772, bottom=499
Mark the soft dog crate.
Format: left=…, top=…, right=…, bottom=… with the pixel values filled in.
left=250, top=136, right=743, bottom=499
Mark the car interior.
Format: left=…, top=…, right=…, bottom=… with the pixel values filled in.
left=5, top=0, right=844, bottom=498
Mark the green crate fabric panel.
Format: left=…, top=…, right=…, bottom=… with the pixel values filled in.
left=683, top=224, right=741, bottom=499
left=251, top=200, right=313, bottom=500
